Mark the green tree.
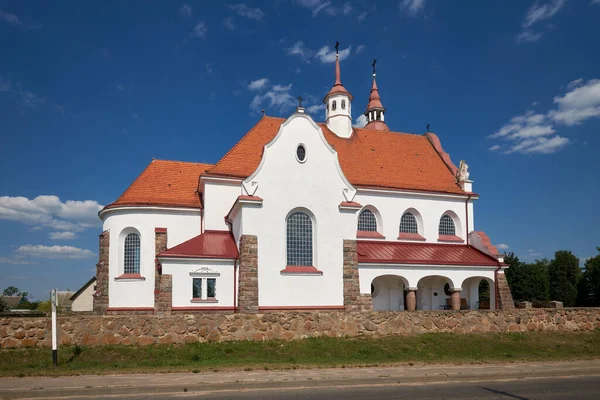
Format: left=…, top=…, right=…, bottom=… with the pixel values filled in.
left=0, top=297, right=6, bottom=312
left=505, top=253, right=549, bottom=303
left=548, top=250, right=580, bottom=306
left=577, top=247, right=600, bottom=307
left=2, top=286, right=29, bottom=302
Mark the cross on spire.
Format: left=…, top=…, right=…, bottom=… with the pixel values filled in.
left=335, top=41, right=339, bottom=55
left=372, top=58, right=377, bottom=75
left=297, top=96, right=303, bottom=107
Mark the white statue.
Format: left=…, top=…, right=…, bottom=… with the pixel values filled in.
left=457, top=160, right=470, bottom=181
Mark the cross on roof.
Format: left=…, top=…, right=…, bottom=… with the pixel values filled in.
left=297, top=96, right=303, bottom=107
left=335, top=41, right=339, bottom=54
left=372, top=59, right=377, bottom=74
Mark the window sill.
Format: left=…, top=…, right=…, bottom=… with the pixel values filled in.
left=191, top=298, right=218, bottom=303
left=398, top=233, right=426, bottom=241
left=280, top=266, right=323, bottom=275
left=356, top=231, right=385, bottom=239
left=114, top=273, right=146, bottom=281
left=437, top=235, right=464, bottom=243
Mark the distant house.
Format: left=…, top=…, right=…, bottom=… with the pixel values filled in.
left=69, top=277, right=96, bottom=312
left=0, top=296, right=23, bottom=311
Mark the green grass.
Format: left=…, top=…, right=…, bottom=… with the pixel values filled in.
left=1, top=330, right=599, bottom=377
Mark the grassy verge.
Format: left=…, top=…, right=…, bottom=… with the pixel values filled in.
left=1, top=331, right=599, bottom=377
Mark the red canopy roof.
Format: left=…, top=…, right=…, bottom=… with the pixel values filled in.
left=357, top=241, right=501, bottom=266
left=158, top=231, right=238, bottom=260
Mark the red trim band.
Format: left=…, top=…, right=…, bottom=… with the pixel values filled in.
left=258, top=306, right=345, bottom=311
left=398, top=233, right=426, bottom=241
left=155, top=227, right=167, bottom=233
left=357, top=231, right=385, bottom=239
left=114, top=273, right=146, bottom=280
left=280, top=266, right=323, bottom=275
left=437, top=235, right=464, bottom=243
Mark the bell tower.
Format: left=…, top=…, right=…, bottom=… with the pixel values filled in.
left=323, top=41, right=353, bottom=138
left=363, top=59, right=389, bottom=131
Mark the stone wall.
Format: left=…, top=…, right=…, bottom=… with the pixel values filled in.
left=343, top=240, right=373, bottom=312
left=496, top=272, right=515, bottom=310
left=2, top=308, right=598, bottom=348
left=92, top=231, right=109, bottom=314
left=238, top=235, right=258, bottom=313
left=154, top=228, right=170, bottom=315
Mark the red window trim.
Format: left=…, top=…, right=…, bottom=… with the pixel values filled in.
left=437, top=235, right=464, bottom=243
left=114, top=273, right=146, bottom=280
left=280, top=266, right=323, bottom=275
left=398, top=232, right=426, bottom=241
left=356, top=231, right=385, bottom=239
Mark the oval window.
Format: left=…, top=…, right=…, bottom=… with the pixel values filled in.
left=332, top=100, right=337, bottom=111
left=296, top=145, right=306, bottom=162
left=341, top=100, right=346, bottom=110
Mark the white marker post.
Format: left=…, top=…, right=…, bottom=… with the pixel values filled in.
left=51, top=289, right=58, bottom=367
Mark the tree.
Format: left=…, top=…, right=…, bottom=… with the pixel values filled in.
left=504, top=253, right=549, bottom=303
left=0, top=297, right=6, bottom=312
left=577, top=247, right=600, bottom=307
left=2, top=287, right=29, bottom=302
left=548, top=250, right=580, bottom=307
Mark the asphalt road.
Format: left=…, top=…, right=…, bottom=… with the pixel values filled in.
left=17, top=375, right=600, bottom=400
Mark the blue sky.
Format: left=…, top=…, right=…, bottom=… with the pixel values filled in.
left=1, top=0, right=599, bottom=300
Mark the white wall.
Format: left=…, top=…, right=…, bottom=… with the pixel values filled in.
left=240, top=113, right=356, bottom=307
left=161, top=259, right=236, bottom=309
left=203, top=181, right=242, bottom=231
left=101, top=208, right=201, bottom=308
left=353, top=191, right=473, bottom=242
left=71, top=284, right=94, bottom=312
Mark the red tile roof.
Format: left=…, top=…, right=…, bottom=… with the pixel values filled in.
left=158, top=231, right=238, bottom=259
left=357, top=241, right=501, bottom=266
left=207, top=116, right=464, bottom=194
left=106, top=159, right=213, bottom=210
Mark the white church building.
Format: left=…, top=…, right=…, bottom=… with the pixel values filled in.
left=93, top=48, right=514, bottom=315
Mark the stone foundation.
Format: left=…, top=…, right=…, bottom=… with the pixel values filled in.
left=93, top=231, right=109, bottom=314
left=1, top=308, right=598, bottom=348
left=496, top=271, right=515, bottom=310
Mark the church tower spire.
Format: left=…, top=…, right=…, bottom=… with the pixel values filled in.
left=363, top=59, right=389, bottom=131
left=323, top=41, right=353, bottom=138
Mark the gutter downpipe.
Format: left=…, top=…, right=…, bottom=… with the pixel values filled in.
left=465, top=194, right=472, bottom=246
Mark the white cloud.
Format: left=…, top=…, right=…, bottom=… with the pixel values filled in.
left=516, top=0, right=566, bottom=44
left=315, top=45, right=351, bottom=63
left=0, top=76, right=44, bottom=108
left=0, top=195, right=102, bottom=232
left=306, top=104, right=324, bottom=114
left=248, top=78, right=269, bottom=91
left=0, top=8, right=41, bottom=30
left=342, top=2, right=353, bottom=15
left=179, top=4, right=192, bottom=17
left=115, top=84, right=125, bottom=92
left=399, top=0, right=426, bottom=17
left=496, top=244, right=510, bottom=250
left=356, top=44, right=366, bottom=54
left=593, top=0, right=600, bottom=5
left=286, top=41, right=311, bottom=62
left=229, top=4, right=264, bottom=21
left=489, top=79, right=600, bottom=155
left=223, top=16, right=235, bottom=31
left=353, top=114, right=367, bottom=128
left=489, top=144, right=501, bottom=152
left=250, top=83, right=296, bottom=113
left=205, top=63, right=213, bottom=73
left=357, top=12, right=368, bottom=22
left=49, top=231, right=78, bottom=240
left=0, top=256, right=37, bottom=265
left=297, top=0, right=340, bottom=17
left=17, top=245, right=95, bottom=259
left=191, top=22, right=207, bottom=39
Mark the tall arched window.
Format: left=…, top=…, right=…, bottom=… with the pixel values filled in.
left=399, top=212, right=418, bottom=234
left=332, top=100, right=337, bottom=111
left=439, top=215, right=456, bottom=236
left=358, top=209, right=377, bottom=232
left=124, top=233, right=141, bottom=274
left=341, top=99, right=346, bottom=110
left=287, top=212, right=313, bottom=266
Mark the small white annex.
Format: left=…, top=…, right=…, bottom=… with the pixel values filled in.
left=94, top=49, right=513, bottom=315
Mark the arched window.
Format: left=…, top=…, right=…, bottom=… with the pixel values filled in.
left=357, top=209, right=377, bottom=232
left=332, top=100, right=337, bottom=111
left=341, top=99, right=346, bottom=110
left=124, top=233, right=140, bottom=274
left=399, top=212, right=418, bottom=234
left=439, top=215, right=456, bottom=236
left=287, top=211, right=313, bottom=266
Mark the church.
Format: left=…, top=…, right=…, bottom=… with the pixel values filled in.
left=93, top=47, right=514, bottom=315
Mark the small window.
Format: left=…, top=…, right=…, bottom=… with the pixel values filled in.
left=192, top=278, right=202, bottom=299
left=296, top=144, right=306, bottom=162
left=207, top=278, right=216, bottom=298
left=376, top=111, right=381, bottom=120
left=287, top=211, right=313, bottom=266
left=341, top=99, right=346, bottom=110
left=357, top=209, right=377, bottom=232
left=124, top=233, right=140, bottom=274
left=332, top=100, right=337, bottom=111
left=400, top=212, right=418, bottom=234
left=439, top=215, right=456, bottom=236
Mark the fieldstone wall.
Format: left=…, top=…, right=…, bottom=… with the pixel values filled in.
left=92, top=231, right=109, bottom=314
left=496, top=272, right=515, bottom=310
left=238, top=235, right=258, bottom=313
left=154, top=228, right=170, bottom=315
left=343, top=240, right=373, bottom=312
left=2, top=308, right=598, bottom=348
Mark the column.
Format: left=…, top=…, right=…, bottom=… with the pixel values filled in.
left=238, top=235, right=259, bottom=313
left=343, top=240, right=372, bottom=312
left=451, top=289, right=462, bottom=310
left=93, top=231, right=109, bottom=314
left=406, top=288, right=417, bottom=311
